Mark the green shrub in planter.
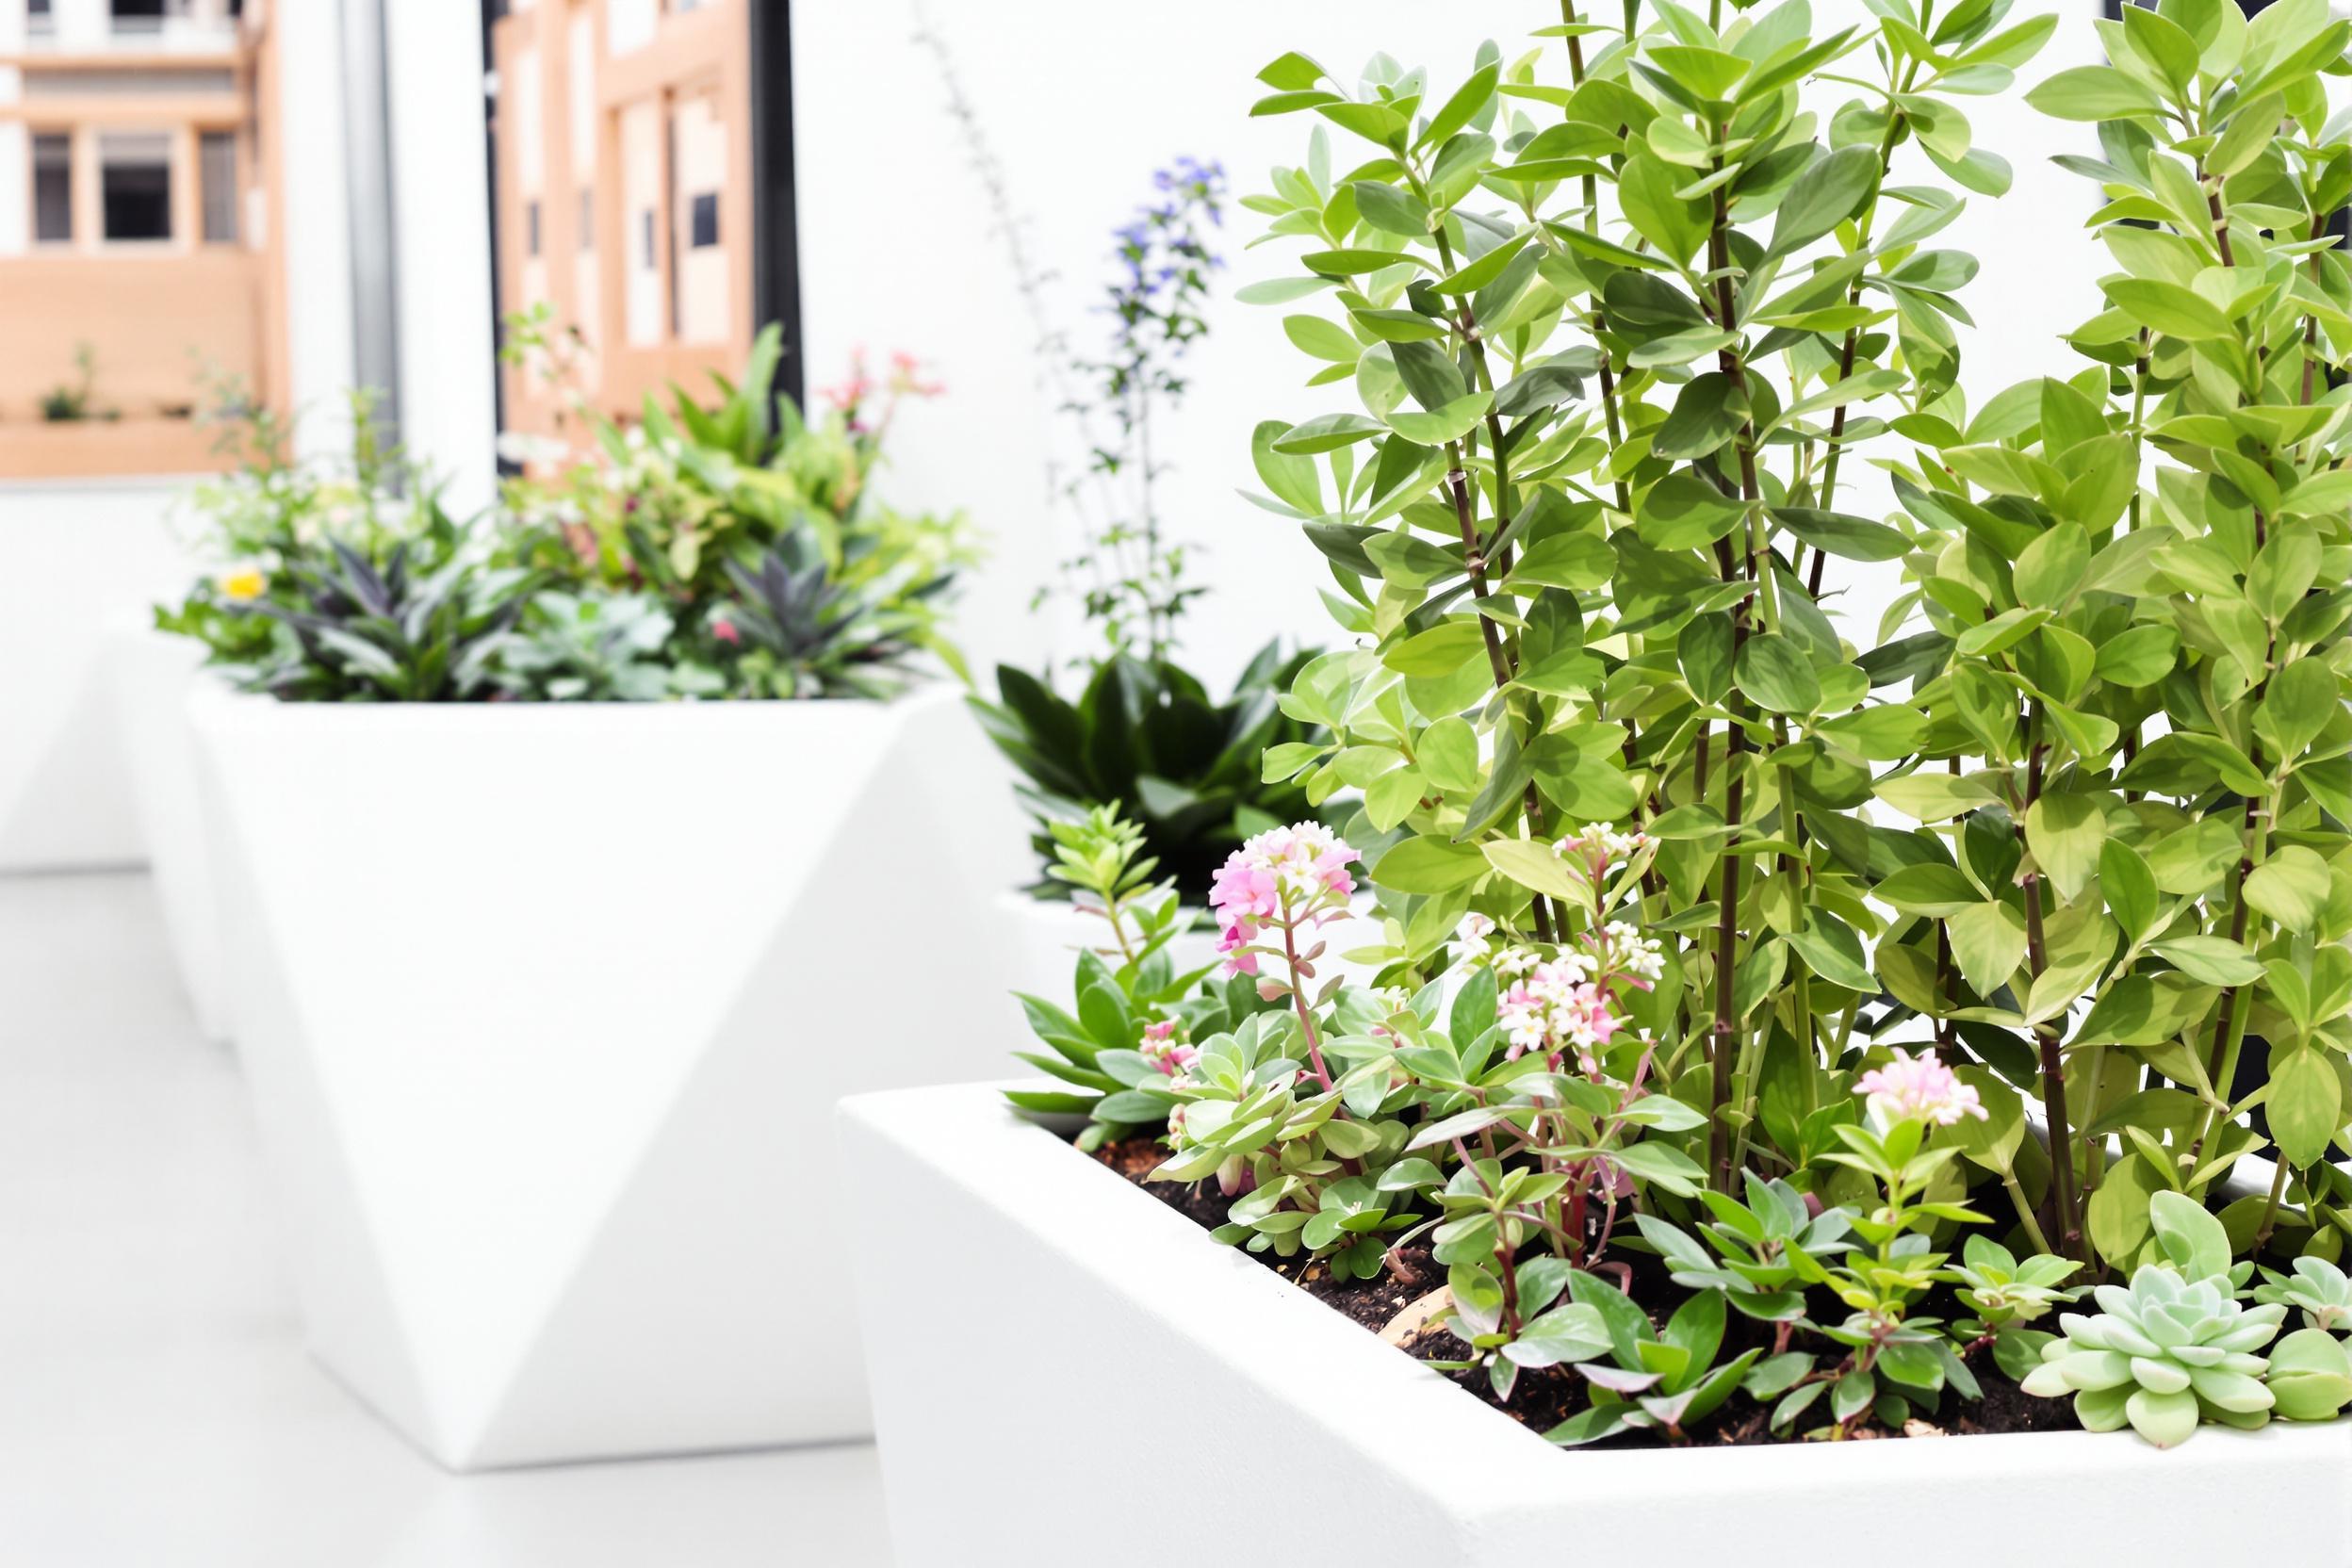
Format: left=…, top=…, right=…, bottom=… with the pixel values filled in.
left=158, top=330, right=970, bottom=703
left=1009, top=0, right=2352, bottom=1454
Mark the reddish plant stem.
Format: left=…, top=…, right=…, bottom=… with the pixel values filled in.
left=1702, top=165, right=1761, bottom=1192
left=2017, top=718, right=2082, bottom=1259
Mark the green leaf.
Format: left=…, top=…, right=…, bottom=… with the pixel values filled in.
left=2151, top=935, right=2264, bottom=986
left=1787, top=912, right=1879, bottom=992
left=1641, top=472, right=1747, bottom=550
left=1418, top=61, right=1500, bottom=151
left=2013, top=524, right=2091, bottom=610
left=2099, top=839, right=2159, bottom=942
left=2102, top=278, right=2233, bottom=341
left=1736, top=634, right=1821, bottom=715
left=1387, top=391, right=1494, bottom=446
left=1771, top=507, right=1909, bottom=563
left=1272, top=412, right=1387, bottom=456
left=1418, top=715, right=1480, bottom=792
left=1384, top=619, right=1488, bottom=678
left=2255, top=659, right=2339, bottom=761
left=2092, top=625, right=2180, bottom=687
left=2249, top=527, right=2322, bottom=622
left=1345, top=179, right=1429, bottom=236
left=2148, top=1188, right=2232, bottom=1283
left=1652, top=373, right=1748, bottom=460
left=2245, top=846, right=2329, bottom=934
left=1875, top=862, right=1983, bottom=916
left=2025, top=792, right=2106, bottom=904
left=2268, top=1047, right=2344, bottom=1170
left=1373, top=834, right=1492, bottom=893
left=1948, top=901, right=2028, bottom=997
left=1766, top=144, right=1881, bottom=261
left=1284, top=314, right=1364, bottom=363
left=1432, top=231, right=1531, bottom=296
left=1812, top=705, right=1925, bottom=760
left=1620, top=151, right=1711, bottom=266
left=1482, top=838, right=1583, bottom=902
left=1648, top=43, right=1752, bottom=100
left=2024, top=64, right=2164, bottom=122
left=2119, top=2, right=2200, bottom=96
left=1874, top=771, right=2001, bottom=822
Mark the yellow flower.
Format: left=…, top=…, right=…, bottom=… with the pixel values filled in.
left=220, top=567, right=267, bottom=602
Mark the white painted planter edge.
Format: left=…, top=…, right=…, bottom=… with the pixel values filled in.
left=837, top=1080, right=2352, bottom=1568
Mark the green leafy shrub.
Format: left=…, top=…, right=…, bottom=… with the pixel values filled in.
left=158, top=330, right=967, bottom=704
left=1007, top=0, right=2352, bottom=1454
left=501, top=319, right=972, bottom=701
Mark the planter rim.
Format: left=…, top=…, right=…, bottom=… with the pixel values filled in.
left=187, top=678, right=960, bottom=732
left=840, top=1080, right=2352, bottom=1503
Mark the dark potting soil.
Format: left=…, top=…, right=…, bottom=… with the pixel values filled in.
left=1091, top=1137, right=2079, bottom=1450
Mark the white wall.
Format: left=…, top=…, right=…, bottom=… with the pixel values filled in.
left=381, top=0, right=498, bottom=514
left=793, top=1, right=2107, bottom=689
left=277, top=0, right=356, bottom=465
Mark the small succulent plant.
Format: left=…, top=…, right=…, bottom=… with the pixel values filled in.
left=244, top=524, right=538, bottom=703
left=714, top=524, right=953, bottom=700
left=2254, top=1256, right=2352, bottom=1337
left=2019, top=1267, right=2286, bottom=1447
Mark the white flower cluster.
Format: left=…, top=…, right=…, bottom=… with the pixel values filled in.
left=1557, top=823, right=1649, bottom=866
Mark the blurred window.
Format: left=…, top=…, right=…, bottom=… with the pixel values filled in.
left=689, top=191, right=717, bottom=248
left=200, top=130, right=238, bottom=243
left=32, top=133, right=72, bottom=243
left=100, top=131, right=172, bottom=242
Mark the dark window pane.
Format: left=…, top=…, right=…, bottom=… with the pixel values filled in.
left=527, top=199, right=541, bottom=258
left=101, top=134, right=172, bottom=241
left=32, top=133, right=71, bottom=243
left=690, top=191, right=718, bottom=248
left=642, top=209, right=655, bottom=268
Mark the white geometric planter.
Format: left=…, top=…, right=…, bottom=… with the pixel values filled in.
left=837, top=1082, right=2352, bottom=1568
left=104, top=616, right=234, bottom=1042
left=0, top=479, right=201, bottom=871
left=192, top=687, right=1020, bottom=1470
left=989, top=887, right=1221, bottom=1010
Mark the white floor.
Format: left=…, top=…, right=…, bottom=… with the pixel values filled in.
left=0, top=872, right=895, bottom=1566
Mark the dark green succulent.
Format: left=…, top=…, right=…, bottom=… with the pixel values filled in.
left=237, top=509, right=538, bottom=702
left=710, top=523, right=956, bottom=700
left=971, top=643, right=1327, bottom=902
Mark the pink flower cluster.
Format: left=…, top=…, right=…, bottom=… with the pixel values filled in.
left=1855, top=1047, right=1987, bottom=1128
left=818, top=348, right=946, bottom=433
left=1209, top=823, right=1359, bottom=977
left=1499, top=959, right=1625, bottom=1063
left=1139, top=1020, right=1199, bottom=1079
left=1490, top=923, right=1663, bottom=1072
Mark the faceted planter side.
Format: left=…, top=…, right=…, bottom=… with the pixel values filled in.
left=0, top=481, right=199, bottom=871
left=105, top=617, right=233, bottom=1042
left=837, top=1083, right=2352, bottom=1568
left=193, top=688, right=1016, bottom=1471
